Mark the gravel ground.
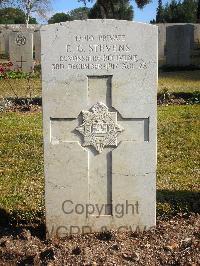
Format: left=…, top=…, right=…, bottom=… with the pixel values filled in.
left=0, top=213, right=199, bottom=265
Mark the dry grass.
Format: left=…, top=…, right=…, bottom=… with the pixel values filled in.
left=0, top=78, right=41, bottom=98
left=159, top=70, right=200, bottom=92
left=157, top=104, right=200, bottom=215
left=0, top=112, right=44, bottom=221
left=0, top=70, right=200, bottom=99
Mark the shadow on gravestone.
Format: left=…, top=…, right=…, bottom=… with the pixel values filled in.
left=166, top=24, right=194, bottom=67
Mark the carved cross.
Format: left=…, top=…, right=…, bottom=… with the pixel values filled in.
left=50, top=76, right=149, bottom=216
left=16, top=56, right=27, bottom=70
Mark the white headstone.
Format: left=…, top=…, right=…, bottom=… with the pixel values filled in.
left=9, top=31, right=33, bottom=72
left=41, top=20, right=157, bottom=237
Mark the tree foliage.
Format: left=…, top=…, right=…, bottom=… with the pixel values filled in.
left=88, top=0, right=134, bottom=20
left=70, top=7, right=90, bottom=20
left=155, top=0, right=198, bottom=23
left=0, top=7, right=37, bottom=24
left=48, top=8, right=90, bottom=24
left=134, top=0, right=151, bottom=8
left=48, top=12, right=71, bottom=24
left=0, top=0, right=51, bottom=26
left=156, top=0, right=164, bottom=22
left=197, top=0, right=200, bottom=22
left=79, top=0, right=151, bottom=9
left=79, top=0, right=151, bottom=19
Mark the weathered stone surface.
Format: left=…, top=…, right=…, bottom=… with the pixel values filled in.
left=41, top=20, right=157, bottom=237
left=9, top=31, right=33, bottom=72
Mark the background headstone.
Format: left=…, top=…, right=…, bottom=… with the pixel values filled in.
left=0, top=30, right=6, bottom=55
left=41, top=20, right=157, bottom=237
left=3, top=30, right=11, bottom=56
left=158, top=24, right=166, bottom=64
left=166, top=24, right=194, bottom=66
left=0, top=29, right=10, bottom=56
left=34, top=30, right=41, bottom=62
left=9, top=31, right=33, bottom=72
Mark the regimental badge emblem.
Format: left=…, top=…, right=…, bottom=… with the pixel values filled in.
left=76, top=102, right=124, bottom=153
left=15, top=34, right=26, bottom=46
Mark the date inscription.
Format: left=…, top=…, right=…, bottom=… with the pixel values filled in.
left=52, top=34, right=147, bottom=71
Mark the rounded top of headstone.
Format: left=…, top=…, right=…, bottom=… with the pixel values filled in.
left=41, top=19, right=158, bottom=31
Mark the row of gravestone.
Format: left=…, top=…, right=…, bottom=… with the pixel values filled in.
left=0, top=23, right=200, bottom=72
left=3, top=20, right=199, bottom=238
